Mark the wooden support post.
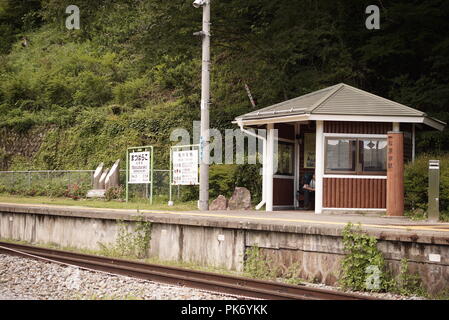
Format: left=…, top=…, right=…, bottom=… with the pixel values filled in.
left=387, top=131, right=404, bottom=216
left=266, top=123, right=274, bottom=211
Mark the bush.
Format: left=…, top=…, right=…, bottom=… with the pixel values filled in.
left=105, top=186, right=124, bottom=201
left=339, top=223, right=393, bottom=292
left=0, top=181, right=88, bottom=199
left=178, top=163, right=262, bottom=205
left=404, top=153, right=449, bottom=220
left=65, top=183, right=89, bottom=200
left=233, top=162, right=262, bottom=205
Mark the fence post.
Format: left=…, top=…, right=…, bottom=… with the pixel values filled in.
left=28, top=171, right=31, bottom=188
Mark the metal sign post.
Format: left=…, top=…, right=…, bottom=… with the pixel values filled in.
left=169, top=144, right=200, bottom=205
left=126, top=146, right=154, bottom=204
left=428, top=160, right=440, bottom=221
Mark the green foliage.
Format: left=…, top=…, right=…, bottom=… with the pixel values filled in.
left=1, top=0, right=449, bottom=198
left=105, top=186, right=125, bottom=201
left=99, top=216, right=152, bottom=259
left=0, top=181, right=89, bottom=199
left=404, top=153, right=449, bottom=221
left=339, top=223, right=392, bottom=292
left=394, top=258, right=427, bottom=297
left=340, top=223, right=429, bottom=296
left=209, top=164, right=238, bottom=199
left=243, top=245, right=278, bottom=280
left=180, top=163, right=262, bottom=204
left=281, top=262, right=304, bottom=285
left=234, top=162, right=262, bottom=205
left=0, top=0, right=42, bottom=54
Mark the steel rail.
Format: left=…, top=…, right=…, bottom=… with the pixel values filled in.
left=0, top=241, right=376, bottom=300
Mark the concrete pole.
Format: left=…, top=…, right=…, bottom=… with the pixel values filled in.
left=198, top=0, right=211, bottom=211
left=315, top=120, right=324, bottom=214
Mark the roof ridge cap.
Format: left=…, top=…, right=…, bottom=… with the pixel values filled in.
left=237, top=84, right=341, bottom=117
left=308, top=83, right=345, bottom=113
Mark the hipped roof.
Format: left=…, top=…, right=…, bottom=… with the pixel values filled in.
left=235, top=83, right=445, bottom=130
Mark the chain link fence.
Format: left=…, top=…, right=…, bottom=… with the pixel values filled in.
left=0, top=169, right=189, bottom=201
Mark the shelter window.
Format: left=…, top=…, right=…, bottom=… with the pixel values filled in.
left=325, top=138, right=387, bottom=175
left=359, top=139, right=387, bottom=173
left=325, top=139, right=356, bottom=173
left=276, top=142, right=294, bottom=175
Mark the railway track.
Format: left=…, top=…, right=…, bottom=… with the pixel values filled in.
left=0, top=241, right=375, bottom=300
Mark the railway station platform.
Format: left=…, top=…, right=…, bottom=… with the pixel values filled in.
left=0, top=202, right=448, bottom=294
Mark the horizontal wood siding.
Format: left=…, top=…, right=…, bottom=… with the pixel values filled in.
left=324, top=121, right=392, bottom=134
left=323, top=178, right=386, bottom=208
left=273, top=178, right=294, bottom=206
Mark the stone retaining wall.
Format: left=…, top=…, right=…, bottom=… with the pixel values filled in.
left=0, top=204, right=448, bottom=294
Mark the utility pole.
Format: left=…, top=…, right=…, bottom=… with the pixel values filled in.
left=194, top=0, right=210, bottom=210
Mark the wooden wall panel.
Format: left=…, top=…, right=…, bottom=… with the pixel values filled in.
left=324, top=121, right=392, bottom=134
left=274, top=123, right=295, bottom=140
left=323, top=178, right=386, bottom=208
left=273, top=178, right=294, bottom=206
left=400, top=123, right=413, bottom=163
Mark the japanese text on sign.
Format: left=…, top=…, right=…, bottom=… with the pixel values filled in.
left=129, top=151, right=150, bottom=184
left=173, top=150, right=198, bottom=185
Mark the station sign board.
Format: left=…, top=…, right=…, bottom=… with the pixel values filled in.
left=128, top=151, right=150, bottom=184
left=173, top=150, right=199, bottom=185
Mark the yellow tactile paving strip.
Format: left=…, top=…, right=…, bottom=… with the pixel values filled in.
left=1, top=202, right=449, bottom=233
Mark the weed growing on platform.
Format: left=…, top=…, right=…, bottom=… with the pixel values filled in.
left=244, top=245, right=278, bottom=280
left=339, top=223, right=392, bottom=292
left=393, top=258, right=427, bottom=297
left=281, top=262, right=304, bottom=285
left=339, top=223, right=430, bottom=296
left=99, top=215, right=152, bottom=259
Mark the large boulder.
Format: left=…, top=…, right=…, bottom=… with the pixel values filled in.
left=227, top=187, right=251, bottom=210
left=210, top=195, right=228, bottom=210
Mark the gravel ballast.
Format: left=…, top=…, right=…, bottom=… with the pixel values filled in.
left=0, top=254, right=237, bottom=300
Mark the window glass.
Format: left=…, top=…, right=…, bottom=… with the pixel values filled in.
left=276, top=142, right=294, bottom=175
left=325, top=139, right=356, bottom=172
left=360, top=140, right=387, bottom=172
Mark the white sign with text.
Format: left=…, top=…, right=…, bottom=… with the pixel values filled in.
left=173, top=150, right=199, bottom=185
left=129, top=151, right=150, bottom=184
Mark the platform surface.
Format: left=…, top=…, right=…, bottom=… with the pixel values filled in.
left=1, top=201, right=449, bottom=238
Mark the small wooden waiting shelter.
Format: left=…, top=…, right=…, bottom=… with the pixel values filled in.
left=234, top=83, right=445, bottom=215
